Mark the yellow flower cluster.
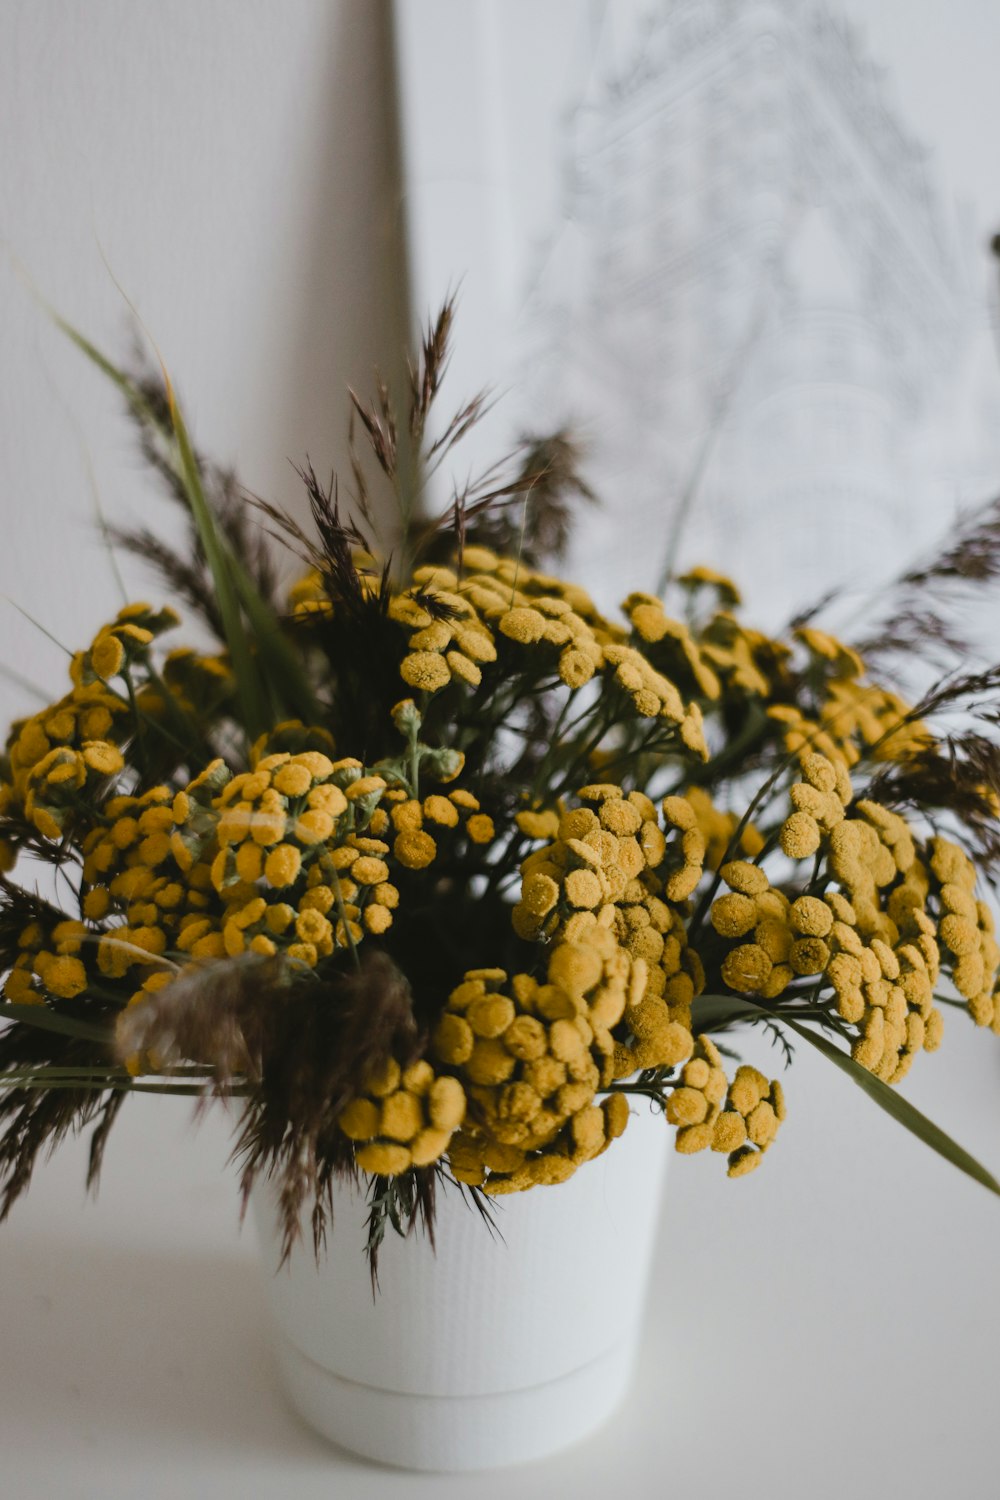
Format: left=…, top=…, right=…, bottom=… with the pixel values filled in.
left=769, top=633, right=929, bottom=769
left=391, top=586, right=497, bottom=694
left=19, top=737, right=125, bottom=842
left=778, top=750, right=854, bottom=859
left=372, top=786, right=496, bottom=871
left=822, top=806, right=949, bottom=1082
left=699, top=613, right=784, bottom=698
left=337, top=1057, right=467, bottom=1174
left=708, top=746, right=1000, bottom=1079
left=622, top=583, right=932, bottom=780
left=604, top=852, right=705, bottom=1080
left=513, top=783, right=706, bottom=1077
left=602, top=643, right=708, bottom=753
left=64, top=749, right=403, bottom=1019
left=212, top=753, right=376, bottom=881
left=82, top=603, right=180, bottom=684
left=668, top=1038, right=785, bottom=1177
left=4, top=915, right=91, bottom=1005
left=432, top=929, right=639, bottom=1194
left=213, top=838, right=397, bottom=967
left=513, top=783, right=707, bottom=940
left=0, top=605, right=187, bottom=845
left=710, top=857, right=796, bottom=1000
left=76, top=758, right=226, bottom=974
left=624, top=592, right=723, bottom=699
left=514, top=785, right=655, bottom=940
left=205, top=751, right=399, bottom=964
left=927, top=836, right=1000, bottom=1032
left=349, top=548, right=710, bottom=755
left=388, top=549, right=614, bottom=694
left=713, top=818, right=943, bottom=1084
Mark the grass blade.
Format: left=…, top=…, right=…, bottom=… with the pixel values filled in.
left=226, top=550, right=321, bottom=726
left=59, top=314, right=320, bottom=740
left=0, top=1003, right=114, bottom=1045
left=780, top=1014, right=1000, bottom=1199
left=53, top=309, right=267, bottom=735
left=691, top=994, right=1000, bottom=1198
left=165, top=391, right=271, bottom=740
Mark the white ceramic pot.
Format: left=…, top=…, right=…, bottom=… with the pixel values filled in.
left=252, top=1103, right=669, bottom=1472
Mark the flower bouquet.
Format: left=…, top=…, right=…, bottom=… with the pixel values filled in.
left=2, top=304, right=998, bottom=1468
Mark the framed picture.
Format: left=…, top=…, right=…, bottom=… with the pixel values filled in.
left=393, top=0, right=1000, bottom=624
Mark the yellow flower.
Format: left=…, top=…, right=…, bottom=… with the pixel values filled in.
left=721, top=943, right=773, bottom=994
left=711, top=893, right=757, bottom=938
left=36, top=954, right=88, bottom=999
left=90, top=633, right=125, bottom=680
left=393, top=829, right=437, bottom=869
left=780, top=810, right=821, bottom=859
left=293, top=808, right=334, bottom=844
left=355, top=1142, right=411, bottom=1175
left=499, top=607, right=547, bottom=645
left=83, top=887, right=111, bottom=920
left=272, top=762, right=313, bottom=798
left=464, top=816, right=491, bottom=852
left=400, top=651, right=451, bottom=693
left=789, top=895, right=833, bottom=937
left=423, top=794, right=459, bottom=828
left=264, top=843, right=302, bottom=888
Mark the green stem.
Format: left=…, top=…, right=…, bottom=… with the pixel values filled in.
left=327, top=862, right=362, bottom=973
left=600, top=1082, right=669, bottom=1108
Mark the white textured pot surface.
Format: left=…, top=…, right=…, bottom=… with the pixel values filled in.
left=253, top=1103, right=669, bottom=1471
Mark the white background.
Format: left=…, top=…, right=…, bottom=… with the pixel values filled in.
left=1, top=3, right=999, bottom=1496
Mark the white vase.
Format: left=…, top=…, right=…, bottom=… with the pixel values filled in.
left=252, top=1103, right=669, bottom=1472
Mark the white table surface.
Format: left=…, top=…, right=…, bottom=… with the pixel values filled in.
left=1, top=1020, right=998, bottom=1500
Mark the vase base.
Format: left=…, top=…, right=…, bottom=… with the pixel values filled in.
left=272, top=1329, right=638, bottom=1472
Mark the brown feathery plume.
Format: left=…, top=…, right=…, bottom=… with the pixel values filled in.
left=0, top=1013, right=119, bottom=1220
left=362, top=1166, right=439, bottom=1294
left=408, top=297, right=457, bottom=447
left=0, top=1084, right=119, bottom=1220
left=114, top=950, right=425, bottom=1265
left=852, top=491, right=1000, bottom=668
left=861, top=665, right=1000, bottom=878
left=865, top=729, right=1000, bottom=881
left=250, top=460, right=386, bottom=612
left=249, top=463, right=407, bottom=760
left=449, top=429, right=597, bottom=567
left=406, top=295, right=495, bottom=463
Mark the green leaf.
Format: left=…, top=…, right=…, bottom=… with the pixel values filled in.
left=0, top=1077, right=237, bottom=1098
left=691, top=993, right=762, bottom=1031
left=780, top=1014, right=1000, bottom=1199
left=691, top=995, right=1000, bottom=1199
left=58, top=314, right=321, bottom=741
left=0, top=1003, right=114, bottom=1045
left=225, top=550, right=321, bottom=728
left=165, top=391, right=271, bottom=741
left=51, top=315, right=156, bottom=419
left=0, top=1064, right=215, bottom=1084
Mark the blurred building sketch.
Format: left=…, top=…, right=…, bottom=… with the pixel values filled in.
left=513, top=1, right=1000, bottom=619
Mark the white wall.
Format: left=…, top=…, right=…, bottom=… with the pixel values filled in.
left=0, top=0, right=407, bottom=726
left=2, top=9, right=1000, bottom=1496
